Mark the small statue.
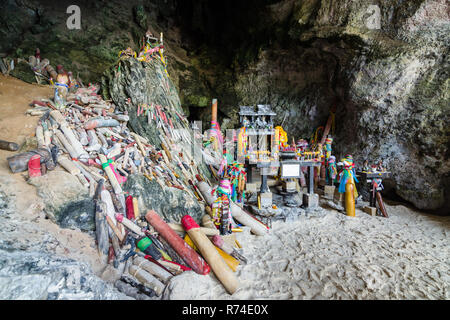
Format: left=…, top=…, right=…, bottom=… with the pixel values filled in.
left=242, top=116, right=250, bottom=128
left=237, top=126, right=248, bottom=158
left=376, top=160, right=384, bottom=172
left=296, top=139, right=308, bottom=158
left=67, top=71, right=80, bottom=92
left=261, top=116, right=267, bottom=128
left=362, top=160, right=369, bottom=172
left=255, top=116, right=267, bottom=129
left=54, top=78, right=69, bottom=108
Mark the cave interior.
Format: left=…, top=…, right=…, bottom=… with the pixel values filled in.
left=1, top=0, right=448, bottom=213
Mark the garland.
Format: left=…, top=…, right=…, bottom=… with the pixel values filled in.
left=327, top=156, right=337, bottom=184
left=227, top=162, right=246, bottom=203
left=338, top=155, right=358, bottom=197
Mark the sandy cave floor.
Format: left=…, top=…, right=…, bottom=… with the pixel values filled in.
left=168, top=204, right=449, bottom=300
left=0, top=75, right=449, bottom=300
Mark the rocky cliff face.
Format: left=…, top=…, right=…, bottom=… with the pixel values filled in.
left=1, top=0, right=448, bottom=212
left=294, top=0, right=449, bottom=211
left=0, top=185, right=128, bottom=300
left=102, top=57, right=210, bottom=222
left=0, top=0, right=182, bottom=83
left=174, top=0, right=450, bottom=212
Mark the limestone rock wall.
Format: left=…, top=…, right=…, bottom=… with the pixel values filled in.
left=175, top=0, right=449, bottom=211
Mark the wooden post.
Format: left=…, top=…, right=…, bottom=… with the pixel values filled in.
left=319, top=103, right=337, bottom=146
left=308, top=165, right=314, bottom=194
left=86, top=129, right=101, bottom=152
left=57, top=156, right=80, bottom=175
left=55, top=129, right=78, bottom=159
left=50, top=110, right=87, bottom=159
left=115, top=214, right=145, bottom=236
left=201, top=214, right=216, bottom=229
left=94, top=180, right=109, bottom=265
left=167, top=222, right=219, bottom=236
left=182, top=215, right=239, bottom=295
left=133, top=197, right=140, bottom=219
left=211, top=98, right=218, bottom=124
left=131, top=132, right=147, bottom=157
left=99, top=154, right=123, bottom=195
left=84, top=118, right=120, bottom=130
left=345, top=181, right=355, bottom=217
left=44, top=130, right=52, bottom=147
left=128, top=264, right=165, bottom=296
left=36, top=124, right=45, bottom=148
left=133, top=256, right=172, bottom=283
left=106, top=216, right=125, bottom=242
left=376, top=191, right=388, bottom=218
left=145, top=210, right=210, bottom=275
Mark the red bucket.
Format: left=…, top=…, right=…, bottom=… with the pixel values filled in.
left=28, top=154, right=41, bottom=177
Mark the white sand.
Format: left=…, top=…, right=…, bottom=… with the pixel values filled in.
left=165, top=204, right=450, bottom=300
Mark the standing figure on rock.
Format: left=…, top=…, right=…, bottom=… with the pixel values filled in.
left=53, top=65, right=70, bottom=107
